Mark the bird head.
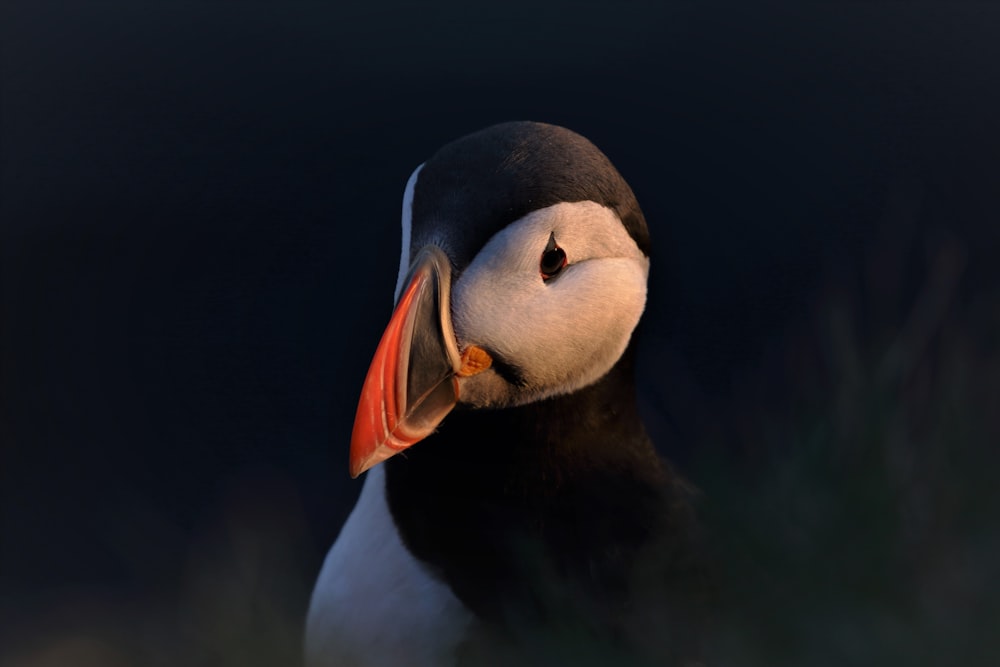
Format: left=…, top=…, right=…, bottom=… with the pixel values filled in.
left=349, top=122, right=651, bottom=477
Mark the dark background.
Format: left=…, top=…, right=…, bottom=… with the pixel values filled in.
left=2, top=2, right=999, bottom=666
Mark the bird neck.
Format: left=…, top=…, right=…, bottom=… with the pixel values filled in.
left=383, top=344, right=680, bottom=623
left=386, top=342, right=662, bottom=504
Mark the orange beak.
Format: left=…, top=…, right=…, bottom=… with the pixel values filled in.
left=349, top=246, right=491, bottom=478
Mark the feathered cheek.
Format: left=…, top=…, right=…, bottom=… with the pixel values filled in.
left=452, top=257, right=647, bottom=399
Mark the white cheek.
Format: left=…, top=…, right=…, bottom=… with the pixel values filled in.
left=453, top=256, right=648, bottom=397
left=449, top=201, right=650, bottom=403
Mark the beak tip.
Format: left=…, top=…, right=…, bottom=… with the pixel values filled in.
left=348, top=437, right=375, bottom=479
left=348, top=457, right=370, bottom=479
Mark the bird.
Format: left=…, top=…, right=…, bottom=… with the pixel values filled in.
left=306, top=121, right=707, bottom=667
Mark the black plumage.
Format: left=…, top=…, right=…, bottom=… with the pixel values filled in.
left=382, top=121, right=709, bottom=665
left=386, top=343, right=708, bottom=665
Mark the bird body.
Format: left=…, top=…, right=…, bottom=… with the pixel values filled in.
left=306, top=122, right=704, bottom=667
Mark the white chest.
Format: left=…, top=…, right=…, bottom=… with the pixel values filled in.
left=305, top=466, right=474, bottom=667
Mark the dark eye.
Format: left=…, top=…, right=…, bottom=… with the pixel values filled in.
left=540, top=232, right=567, bottom=281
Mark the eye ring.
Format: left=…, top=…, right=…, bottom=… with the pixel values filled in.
left=540, top=232, right=567, bottom=281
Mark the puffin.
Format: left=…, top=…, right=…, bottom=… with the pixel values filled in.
left=306, top=121, right=706, bottom=667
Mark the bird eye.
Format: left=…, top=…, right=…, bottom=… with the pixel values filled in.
left=540, top=232, right=567, bottom=281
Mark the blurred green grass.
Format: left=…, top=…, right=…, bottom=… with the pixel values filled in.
left=1, top=471, right=316, bottom=667
left=694, top=232, right=1000, bottom=666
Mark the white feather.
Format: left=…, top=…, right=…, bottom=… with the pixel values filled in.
left=451, top=201, right=649, bottom=407
left=394, top=164, right=423, bottom=304
left=305, top=466, right=473, bottom=667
